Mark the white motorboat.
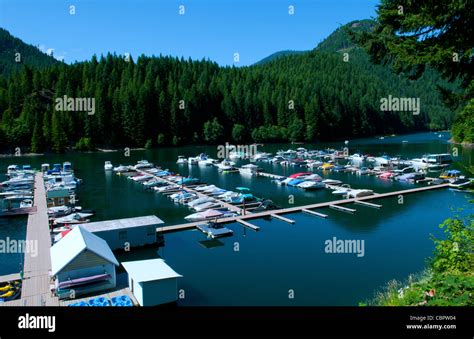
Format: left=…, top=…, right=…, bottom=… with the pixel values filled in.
left=346, top=189, right=374, bottom=198
left=217, top=191, right=238, bottom=199
left=296, top=181, right=325, bottom=190
left=331, top=185, right=352, bottom=195
left=348, top=153, right=365, bottom=163
left=187, top=197, right=214, bottom=208
left=19, top=199, right=33, bottom=208
left=374, top=156, right=391, bottom=167
left=53, top=213, right=93, bottom=225
left=113, top=165, right=130, bottom=173
left=154, top=184, right=179, bottom=192
left=303, top=174, right=322, bottom=181
left=134, top=160, right=154, bottom=169
left=0, top=190, right=32, bottom=197
left=104, top=161, right=113, bottom=171
left=176, top=156, right=188, bottom=164
left=409, top=158, right=429, bottom=170
left=448, top=178, right=473, bottom=189
left=193, top=201, right=222, bottom=212
left=47, top=205, right=73, bottom=217
left=252, top=152, right=272, bottom=161
left=215, top=159, right=236, bottom=170
left=207, top=188, right=227, bottom=196
left=203, top=186, right=223, bottom=194
left=322, top=179, right=343, bottom=186
left=239, top=164, right=259, bottom=176
left=184, top=209, right=229, bottom=222
left=131, top=174, right=153, bottom=182
left=7, top=164, right=19, bottom=175
left=195, top=185, right=216, bottom=192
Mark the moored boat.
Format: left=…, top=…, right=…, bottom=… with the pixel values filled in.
left=104, top=161, right=113, bottom=171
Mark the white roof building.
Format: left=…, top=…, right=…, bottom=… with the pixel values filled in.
left=51, top=226, right=119, bottom=275
left=50, top=226, right=119, bottom=299
left=122, top=259, right=182, bottom=306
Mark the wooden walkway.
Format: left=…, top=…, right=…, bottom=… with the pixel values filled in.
left=19, top=172, right=59, bottom=306
left=0, top=273, right=21, bottom=284
left=157, top=183, right=450, bottom=234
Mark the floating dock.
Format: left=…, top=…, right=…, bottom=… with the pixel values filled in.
left=1, top=173, right=60, bottom=306
left=196, top=224, right=234, bottom=238
left=157, top=183, right=450, bottom=234
left=329, top=205, right=356, bottom=213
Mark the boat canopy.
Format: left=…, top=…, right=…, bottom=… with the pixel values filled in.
left=289, top=172, right=312, bottom=178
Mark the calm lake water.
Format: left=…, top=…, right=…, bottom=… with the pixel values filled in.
left=1, top=131, right=473, bottom=305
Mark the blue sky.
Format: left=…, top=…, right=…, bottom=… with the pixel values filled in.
left=0, top=0, right=379, bottom=66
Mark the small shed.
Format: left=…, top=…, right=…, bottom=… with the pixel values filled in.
left=46, top=188, right=71, bottom=207
left=122, top=259, right=182, bottom=306
left=50, top=226, right=119, bottom=299
left=81, top=215, right=164, bottom=250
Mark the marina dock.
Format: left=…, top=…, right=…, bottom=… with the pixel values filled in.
left=1, top=173, right=59, bottom=306
left=136, top=169, right=247, bottom=215
left=0, top=273, right=21, bottom=284
left=20, top=172, right=58, bottom=306
left=157, top=183, right=450, bottom=234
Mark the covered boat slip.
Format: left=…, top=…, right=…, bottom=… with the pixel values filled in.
left=50, top=226, right=120, bottom=300
left=122, top=259, right=182, bottom=306
left=80, top=215, right=164, bottom=250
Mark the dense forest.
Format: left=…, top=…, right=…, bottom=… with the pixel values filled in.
left=0, top=28, right=60, bottom=77
left=0, top=20, right=457, bottom=153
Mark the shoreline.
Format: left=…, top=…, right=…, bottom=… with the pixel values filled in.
left=448, top=138, right=474, bottom=147
left=1, top=131, right=468, bottom=157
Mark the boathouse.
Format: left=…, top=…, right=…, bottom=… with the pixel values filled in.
left=81, top=215, right=164, bottom=250
left=50, top=226, right=119, bottom=300
left=46, top=187, right=71, bottom=207
left=122, top=258, right=182, bottom=306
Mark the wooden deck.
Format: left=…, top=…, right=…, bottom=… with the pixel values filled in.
left=0, top=273, right=21, bottom=284
left=20, top=172, right=59, bottom=306
left=157, top=183, right=450, bottom=234
left=60, top=287, right=138, bottom=306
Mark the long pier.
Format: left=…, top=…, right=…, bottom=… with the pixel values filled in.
left=156, top=183, right=450, bottom=234
left=9, top=173, right=59, bottom=306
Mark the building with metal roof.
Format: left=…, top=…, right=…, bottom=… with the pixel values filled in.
left=50, top=226, right=119, bottom=299
left=122, top=258, right=182, bottom=306
left=81, top=215, right=164, bottom=250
